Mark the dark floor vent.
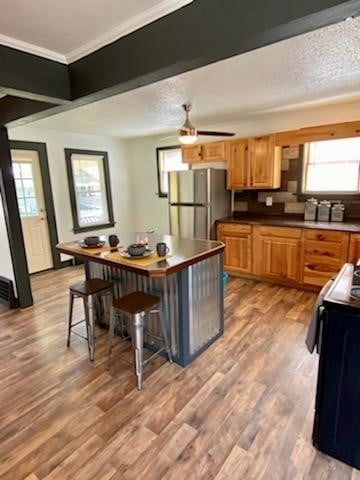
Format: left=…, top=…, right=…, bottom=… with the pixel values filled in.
left=0, top=276, right=18, bottom=308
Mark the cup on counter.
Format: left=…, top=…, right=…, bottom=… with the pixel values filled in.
left=156, top=242, right=169, bottom=257
left=108, top=234, right=120, bottom=249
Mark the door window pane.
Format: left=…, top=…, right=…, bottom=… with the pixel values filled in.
left=13, top=161, right=39, bottom=217
left=25, top=197, right=38, bottom=215
left=22, top=179, right=36, bottom=197
left=17, top=198, right=26, bottom=216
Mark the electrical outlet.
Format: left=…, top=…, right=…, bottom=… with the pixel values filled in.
left=266, top=196, right=273, bottom=207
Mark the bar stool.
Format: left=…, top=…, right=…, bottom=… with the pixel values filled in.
left=67, top=279, right=113, bottom=361
left=107, top=291, right=173, bottom=390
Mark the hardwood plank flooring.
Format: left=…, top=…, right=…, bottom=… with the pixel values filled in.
left=0, top=266, right=355, bottom=479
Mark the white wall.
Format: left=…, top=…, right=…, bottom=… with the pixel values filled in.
left=0, top=194, right=15, bottom=283
left=8, top=127, right=134, bottom=247
left=125, top=135, right=170, bottom=234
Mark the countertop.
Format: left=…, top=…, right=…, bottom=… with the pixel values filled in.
left=217, top=214, right=360, bottom=233
left=56, top=233, right=224, bottom=277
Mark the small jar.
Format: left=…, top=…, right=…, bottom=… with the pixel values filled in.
left=331, top=202, right=345, bottom=222
left=318, top=200, right=331, bottom=222
left=304, top=198, right=318, bottom=221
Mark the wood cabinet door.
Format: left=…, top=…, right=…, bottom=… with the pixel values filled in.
left=303, top=230, right=349, bottom=287
left=219, top=234, right=252, bottom=273
left=249, top=134, right=280, bottom=188
left=226, top=139, right=249, bottom=189
left=258, top=235, right=301, bottom=282
left=181, top=145, right=202, bottom=163
left=217, top=223, right=252, bottom=273
left=348, top=234, right=360, bottom=264
left=202, top=142, right=226, bottom=162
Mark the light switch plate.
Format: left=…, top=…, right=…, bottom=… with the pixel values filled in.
left=266, top=196, right=273, bottom=207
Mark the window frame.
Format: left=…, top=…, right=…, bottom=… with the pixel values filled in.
left=300, top=140, right=360, bottom=196
left=65, top=148, right=115, bottom=233
left=156, top=146, right=185, bottom=198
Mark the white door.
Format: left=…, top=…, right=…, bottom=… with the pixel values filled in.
left=11, top=149, right=53, bottom=274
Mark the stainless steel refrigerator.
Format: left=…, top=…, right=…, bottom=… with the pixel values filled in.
left=168, top=169, right=230, bottom=240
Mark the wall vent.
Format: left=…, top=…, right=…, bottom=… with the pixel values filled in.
left=0, top=276, right=18, bottom=308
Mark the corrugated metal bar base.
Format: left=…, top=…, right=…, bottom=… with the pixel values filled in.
left=87, top=253, right=224, bottom=366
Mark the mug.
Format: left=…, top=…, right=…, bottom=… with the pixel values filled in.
left=108, top=234, right=120, bottom=248
left=156, top=242, right=169, bottom=257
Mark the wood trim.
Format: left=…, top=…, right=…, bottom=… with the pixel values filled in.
left=10, top=140, right=63, bottom=270
left=156, top=145, right=180, bottom=198
left=0, top=44, right=70, bottom=103
left=224, top=268, right=320, bottom=292
left=275, top=121, right=360, bottom=146
left=64, top=148, right=115, bottom=234
left=0, top=128, right=33, bottom=308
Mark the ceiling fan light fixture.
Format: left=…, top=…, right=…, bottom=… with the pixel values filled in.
left=178, top=129, right=198, bottom=144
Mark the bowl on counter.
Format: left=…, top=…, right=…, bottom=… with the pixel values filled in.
left=84, top=236, right=101, bottom=246
left=127, top=243, right=146, bottom=257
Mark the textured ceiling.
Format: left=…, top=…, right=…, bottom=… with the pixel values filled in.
left=0, top=0, right=192, bottom=62
left=26, top=17, right=360, bottom=138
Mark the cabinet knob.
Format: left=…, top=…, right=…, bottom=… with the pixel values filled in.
left=317, top=234, right=325, bottom=241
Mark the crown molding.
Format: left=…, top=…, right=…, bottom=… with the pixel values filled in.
left=65, top=0, right=193, bottom=63
left=0, top=0, right=193, bottom=65
left=0, top=34, right=67, bottom=64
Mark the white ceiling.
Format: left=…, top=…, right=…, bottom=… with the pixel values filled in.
left=20, top=17, right=360, bottom=138
left=0, top=0, right=192, bottom=63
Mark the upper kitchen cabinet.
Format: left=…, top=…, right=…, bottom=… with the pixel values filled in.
left=226, top=134, right=281, bottom=189
left=181, top=145, right=202, bottom=163
left=202, top=141, right=227, bottom=162
left=249, top=134, right=281, bottom=188
left=226, top=139, right=249, bottom=189
left=181, top=141, right=227, bottom=163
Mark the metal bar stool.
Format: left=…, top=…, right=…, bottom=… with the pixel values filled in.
left=67, top=279, right=113, bottom=361
left=107, top=291, right=173, bottom=390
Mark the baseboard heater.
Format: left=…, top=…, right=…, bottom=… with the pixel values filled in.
left=0, top=276, right=18, bottom=308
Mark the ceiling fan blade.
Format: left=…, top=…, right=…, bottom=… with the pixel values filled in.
left=197, top=130, right=235, bottom=137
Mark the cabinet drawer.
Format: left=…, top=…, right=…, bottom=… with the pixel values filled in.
left=304, top=242, right=345, bottom=268
left=304, top=229, right=346, bottom=243
left=259, top=226, right=302, bottom=239
left=217, top=223, right=252, bottom=236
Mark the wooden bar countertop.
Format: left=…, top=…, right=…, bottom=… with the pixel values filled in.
left=56, top=233, right=224, bottom=278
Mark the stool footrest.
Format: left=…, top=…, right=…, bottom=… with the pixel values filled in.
left=70, top=330, right=88, bottom=342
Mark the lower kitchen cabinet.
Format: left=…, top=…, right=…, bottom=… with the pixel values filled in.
left=348, top=233, right=360, bottom=264
left=217, top=222, right=353, bottom=289
left=303, top=230, right=349, bottom=287
left=253, top=226, right=302, bottom=283
left=217, top=224, right=252, bottom=273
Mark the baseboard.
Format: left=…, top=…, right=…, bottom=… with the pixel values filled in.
left=225, top=269, right=320, bottom=292
left=55, top=259, right=74, bottom=270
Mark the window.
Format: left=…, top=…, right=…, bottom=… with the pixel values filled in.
left=156, top=147, right=188, bottom=197
left=302, top=138, right=360, bottom=194
left=65, top=149, right=114, bottom=233
left=13, top=161, right=39, bottom=217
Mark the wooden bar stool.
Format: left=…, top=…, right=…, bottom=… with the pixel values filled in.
left=67, top=279, right=113, bottom=361
left=107, top=291, right=173, bottom=390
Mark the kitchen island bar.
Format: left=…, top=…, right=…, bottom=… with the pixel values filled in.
left=57, top=234, right=225, bottom=366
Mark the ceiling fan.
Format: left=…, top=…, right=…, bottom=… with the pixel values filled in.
left=178, top=103, right=235, bottom=144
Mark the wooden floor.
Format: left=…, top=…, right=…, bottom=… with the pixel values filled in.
left=0, top=267, right=358, bottom=480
